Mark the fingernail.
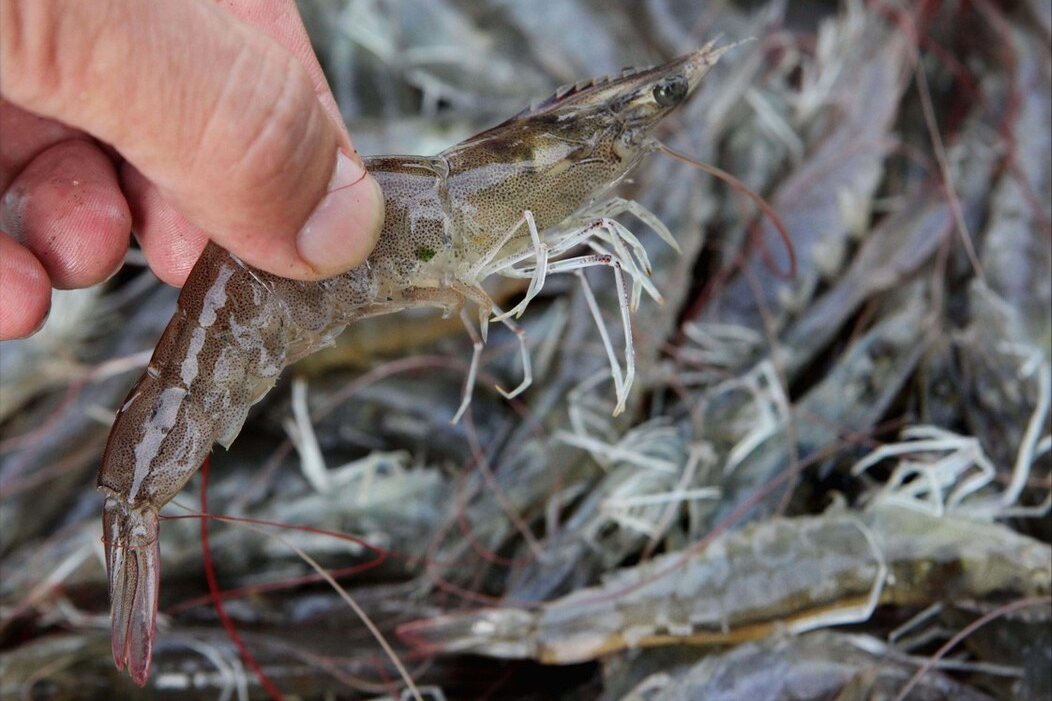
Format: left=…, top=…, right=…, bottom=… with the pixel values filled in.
left=31, top=300, right=52, bottom=335
left=297, top=150, right=384, bottom=276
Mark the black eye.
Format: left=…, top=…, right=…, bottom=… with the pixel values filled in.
left=652, top=75, right=688, bottom=107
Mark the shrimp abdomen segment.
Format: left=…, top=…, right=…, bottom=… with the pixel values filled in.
left=100, top=246, right=283, bottom=502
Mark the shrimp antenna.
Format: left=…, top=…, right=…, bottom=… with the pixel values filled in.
left=658, top=143, right=797, bottom=279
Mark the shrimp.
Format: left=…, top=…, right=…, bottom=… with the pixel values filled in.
left=97, top=43, right=731, bottom=684
left=617, top=630, right=1006, bottom=701
left=396, top=499, right=1051, bottom=664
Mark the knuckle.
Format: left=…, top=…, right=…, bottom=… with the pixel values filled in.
left=0, top=0, right=122, bottom=113
left=199, top=45, right=328, bottom=222
left=1, top=1, right=65, bottom=106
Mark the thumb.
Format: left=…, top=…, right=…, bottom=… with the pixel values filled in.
left=0, top=0, right=383, bottom=279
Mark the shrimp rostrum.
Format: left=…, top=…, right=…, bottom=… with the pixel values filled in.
left=98, top=44, right=730, bottom=684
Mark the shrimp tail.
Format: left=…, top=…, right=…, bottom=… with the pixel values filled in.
left=103, top=496, right=160, bottom=686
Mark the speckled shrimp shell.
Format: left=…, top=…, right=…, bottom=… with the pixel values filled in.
left=99, top=43, right=729, bottom=684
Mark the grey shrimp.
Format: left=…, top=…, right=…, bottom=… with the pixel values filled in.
left=396, top=500, right=1051, bottom=663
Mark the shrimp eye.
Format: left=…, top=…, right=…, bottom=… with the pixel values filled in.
left=652, top=75, right=688, bottom=107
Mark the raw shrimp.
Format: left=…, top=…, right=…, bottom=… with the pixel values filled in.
left=396, top=499, right=1051, bottom=664
left=400, top=508, right=888, bottom=663
left=615, top=630, right=1004, bottom=701
left=97, top=43, right=731, bottom=684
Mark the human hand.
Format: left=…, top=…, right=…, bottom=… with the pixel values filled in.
left=0, top=0, right=384, bottom=340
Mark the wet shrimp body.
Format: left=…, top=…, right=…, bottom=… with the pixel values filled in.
left=98, top=43, right=729, bottom=684
left=98, top=245, right=376, bottom=681
left=396, top=500, right=1052, bottom=664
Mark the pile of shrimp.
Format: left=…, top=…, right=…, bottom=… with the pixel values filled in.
left=1, top=0, right=1049, bottom=699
